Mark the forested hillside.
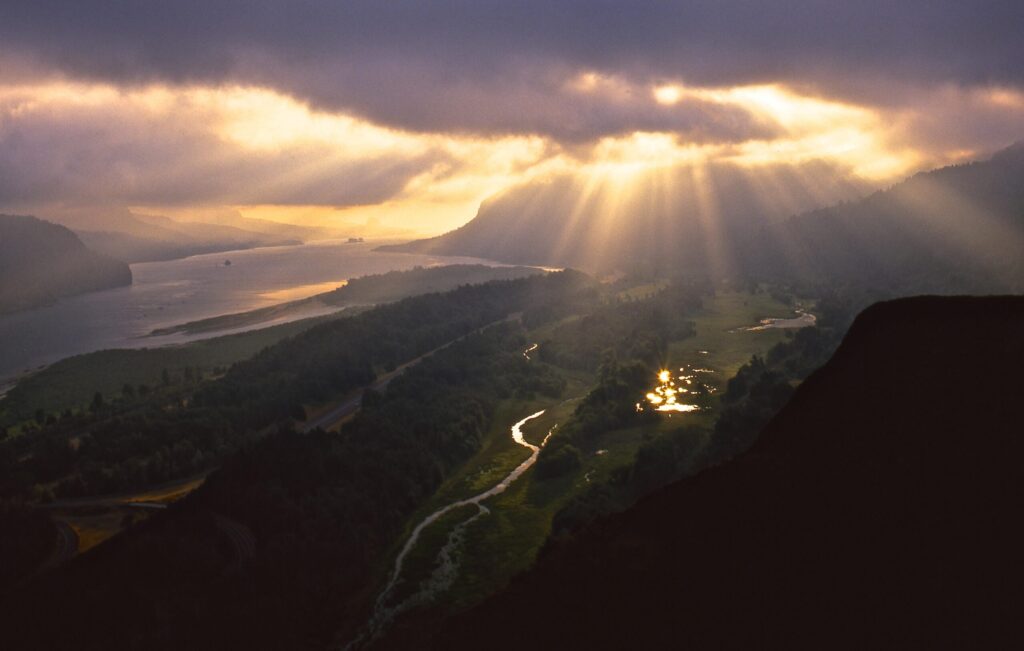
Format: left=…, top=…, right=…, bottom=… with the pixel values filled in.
left=0, top=280, right=590, bottom=649
left=0, top=271, right=597, bottom=500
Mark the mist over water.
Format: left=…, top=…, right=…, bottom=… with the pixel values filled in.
left=0, top=240, right=504, bottom=382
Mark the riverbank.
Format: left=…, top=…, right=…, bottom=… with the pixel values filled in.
left=0, top=240, right=513, bottom=382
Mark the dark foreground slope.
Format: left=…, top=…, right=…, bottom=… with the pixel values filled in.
left=0, top=214, right=132, bottom=313
left=437, top=295, right=1024, bottom=650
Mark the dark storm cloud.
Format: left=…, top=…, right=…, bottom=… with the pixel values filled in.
left=0, top=95, right=445, bottom=206
left=3, top=1, right=1021, bottom=139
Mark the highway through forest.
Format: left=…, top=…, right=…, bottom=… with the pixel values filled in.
left=302, top=314, right=520, bottom=433
left=31, top=315, right=521, bottom=572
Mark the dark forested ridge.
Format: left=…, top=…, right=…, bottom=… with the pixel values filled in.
left=0, top=214, right=132, bottom=314
left=0, top=319, right=570, bottom=650
left=436, top=295, right=1024, bottom=649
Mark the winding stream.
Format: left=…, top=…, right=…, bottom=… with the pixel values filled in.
left=744, top=309, right=817, bottom=331
left=352, top=409, right=554, bottom=646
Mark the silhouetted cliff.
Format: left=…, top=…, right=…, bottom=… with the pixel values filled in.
left=437, top=295, right=1024, bottom=649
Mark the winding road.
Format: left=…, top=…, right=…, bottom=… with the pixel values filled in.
left=213, top=513, right=257, bottom=570
left=39, top=520, right=78, bottom=571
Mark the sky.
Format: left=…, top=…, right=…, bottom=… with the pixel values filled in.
left=1, top=1, right=1023, bottom=235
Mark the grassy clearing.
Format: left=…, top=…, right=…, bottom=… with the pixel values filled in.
left=382, top=290, right=809, bottom=617
left=121, top=474, right=208, bottom=505
left=51, top=473, right=206, bottom=556
left=668, top=290, right=799, bottom=380
left=60, top=510, right=142, bottom=553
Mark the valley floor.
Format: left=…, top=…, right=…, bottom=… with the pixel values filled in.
left=357, top=290, right=802, bottom=645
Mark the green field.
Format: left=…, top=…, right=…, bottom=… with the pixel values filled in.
left=668, top=289, right=801, bottom=381
left=374, top=290, right=806, bottom=619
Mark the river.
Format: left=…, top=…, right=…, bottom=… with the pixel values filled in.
left=352, top=408, right=553, bottom=647
left=0, top=240, right=506, bottom=383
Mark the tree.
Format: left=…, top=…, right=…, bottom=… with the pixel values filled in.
left=161, top=368, right=171, bottom=386
left=122, top=383, right=136, bottom=399
left=90, top=392, right=105, bottom=413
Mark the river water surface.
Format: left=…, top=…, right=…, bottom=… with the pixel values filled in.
left=0, top=240, right=505, bottom=382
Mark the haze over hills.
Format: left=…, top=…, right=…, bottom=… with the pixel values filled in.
left=384, top=144, right=1024, bottom=292
left=381, top=160, right=868, bottom=275
left=67, top=210, right=303, bottom=264
left=752, top=142, right=1024, bottom=292
left=0, top=215, right=131, bottom=314
left=436, top=295, right=1024, bottom=649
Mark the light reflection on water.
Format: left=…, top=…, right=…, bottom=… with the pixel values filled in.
left=741, top=309, right=817, bottom=332
left=0, top=240, right=510, bottom=381
left=258, top=279, right=348, bottom=302
left=639, top=365, right=714, bottom=414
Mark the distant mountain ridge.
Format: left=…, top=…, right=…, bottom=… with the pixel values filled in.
left=436, top=295, right=1024, bottom=649
left=380, top=161, right=866, bottom=276
left=73, top=212, right=301, bottom=263
left=0, top=215, right=132, bottom=314
left=750, top=142, right=1024, bottom=292
left=384, top=144, right=1024, bottom=292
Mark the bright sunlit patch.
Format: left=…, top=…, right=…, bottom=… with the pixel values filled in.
left=709, top=84, right=869, bottom=131
left=586, top=133, right=710, bottom=179
left=642, top=369, right=700, bottom=414
left=639, top=80, right=925, bottom=180
left=986, top=87, right=1024, bottom=110
left=259, top=279, right=348, bottom=302
left=212, top=87, right=423, bottom=154
left=653, top=84, right=684, bottom=105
